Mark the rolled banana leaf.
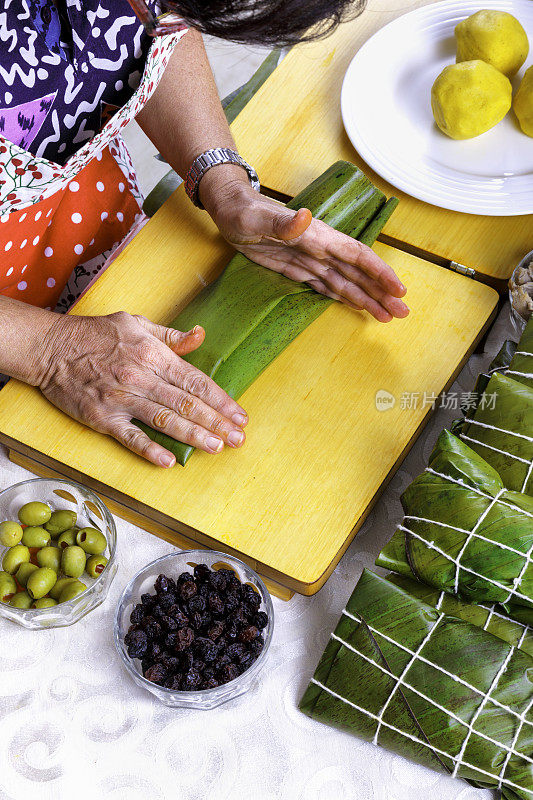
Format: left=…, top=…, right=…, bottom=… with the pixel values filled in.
left=387, top=573, right=533, bottom=658
left=507, top=317, right=533, bottom=390
left=376, top=430, right=533, bottom=615
left=299, top=569, right=533, bottom=800
left=138, top=161, right=399, bottom=465
left=455, top=372, right=533, bottom=496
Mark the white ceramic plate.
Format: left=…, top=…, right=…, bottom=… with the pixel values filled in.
left=341, top=0, right=533, bottom=216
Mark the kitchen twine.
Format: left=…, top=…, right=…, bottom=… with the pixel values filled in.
left=458, top=401, right=533, bottom=495
left=311, top=608, right=533, bottom=794
left=397, top=467, right=533, bottom=606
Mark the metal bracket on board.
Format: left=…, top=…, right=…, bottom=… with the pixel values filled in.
left=449, top=261, right=476, bottom=278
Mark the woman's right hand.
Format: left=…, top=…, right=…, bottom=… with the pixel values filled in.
left=36, top=311, right=248, bottom=467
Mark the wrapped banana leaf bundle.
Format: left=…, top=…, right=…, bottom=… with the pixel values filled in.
left=454, top=372, right=533, bottom=496
left=137, top=161, right=398, bottom=465
left=300, top=569, right=533, bottom=799
left=506, top=317, right=533, bottom=390
left=387, top=573, right=533, bottom=658
left=375, top=430, right=533, bottom=617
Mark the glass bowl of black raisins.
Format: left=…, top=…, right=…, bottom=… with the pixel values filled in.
left=114, top=550, right=274, bottom=708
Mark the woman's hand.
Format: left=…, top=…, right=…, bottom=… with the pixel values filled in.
left=36, top=311, right=248, bottom=467
left=201, top=172, right=410, bottom=324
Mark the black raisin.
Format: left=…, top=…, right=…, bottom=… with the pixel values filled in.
left=207, top=591, right=224, bottom=616
left=188, top=595, right=206, bottom=614
left=182, top=668, right=202, bottom=690
left=189, top=611, right=203, bottom=630
left=160, top=615, right=178, bottom=632
left=242, top=584, right=261, bottom=609
left=177, top=572, right=194, bottom=586
left=175, top=627, right=195, bottom=651
left=254, top=612, right=268, bottom=630
left=141, top=593, right=155, bottom=608
left=193, top=564, right=211, bottom=582
left=218, top=663, right=240, bottom=684
left=250, top=637, right=264, bottom=656
left=126, top=629, right=148, bottom=659
left=145, top=663, right=167, bottom=684
left=169, top=674, right=183, bottom=690
left=239, top=653, right=255, bottom=673
left=179, top=580, right=197, bottom=601
left=149, top=642, right=163, bottom=662
left=198, top=582, right=210, bottom=598
left=224, top=594, right=239, bottom=614
left=218, top=653, right=232, bottom=667
left=207, top=622, right=225, bottom=641
left=168, top=605, right=189, bottom=627
left=160, top=654, right=181, bottom=673
left=129, top=604, right=145, bottom=625
left=208, top=570, right=227, bottom=592
left=194, top=637, right=218, bottom=662
left=180, top=650, right=194, bottom=671
left=155, top=574, right=176, bottom=594
left=202, top=677, right=220, bottom=690
left=226, top=642, right=247, bottom=662
left=238, top=625, right=259, bottom=643
left=142, top=617, right=162, bottom=641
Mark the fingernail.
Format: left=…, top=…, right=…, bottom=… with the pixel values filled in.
left=232, top=413, right=248, bottom=427
left=191, top=325, right=202, bottom=335
left=160, top=454, right=175, bottom=468
left=207, top=436, right=224, bottom=452
left=228, top=430, right=245, bottom=447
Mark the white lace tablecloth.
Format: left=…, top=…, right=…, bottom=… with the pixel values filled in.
left=0, top=306, right=517, bottom=800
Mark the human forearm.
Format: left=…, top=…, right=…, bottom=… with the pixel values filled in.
left=135, top=28, right=249, bottom=212
left=0, top=296, right=58, bottom=385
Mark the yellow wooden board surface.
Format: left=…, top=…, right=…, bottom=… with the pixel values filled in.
left=231, top=0, right=531, bottom=281
left=0, top=188, right=497, bottom=593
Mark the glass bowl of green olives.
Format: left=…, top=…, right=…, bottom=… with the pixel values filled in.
left=0, top=478, right=117, bottom=629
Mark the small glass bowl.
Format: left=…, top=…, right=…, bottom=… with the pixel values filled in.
left=114, top=550, right=274, bottom=709
left=0, top=478, right=117, bottom=629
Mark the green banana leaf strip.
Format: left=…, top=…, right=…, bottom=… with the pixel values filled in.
left=452, top=318, right=532, bottom=434
left=137, top=161, right=398, bottom=465
left=456, top=372, right=533, bottom=496
left=507, top=317, right=533, bottom=389
left=386, top=573, right=533, bottom=658
left=299, top=569, right=533, bottom=799
left=376, top=430, right=533, bottom=611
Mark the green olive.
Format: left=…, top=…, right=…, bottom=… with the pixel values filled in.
left=2, top=544, right=30, bottom=575
left=76, top=528, right=107, bottom=555
left=49, top=577, right=77, bottom=601
left=21, top=526, right=51, bottom=548
left=27, top=567, right=57, bottom=600
left=0, top=571, right=17, bottom=602
left=9, top=591, right=32, bottom=609
left=0, top=521, right=23, bottom=547
left=18, top=501, right=52, bottom=527
left=15, top=562, right=39, bottom=587
left=58, top=580, right=87, bottom=603
left=57, top=529, right=78, bottom=549
left=45, top=510, right=78, bottom=538
left=36, top=546, right=61, bottom=572
left=85, top=554, right=108, bottom=578
left=61, top=546, right=86, bottom=578
left=32, top=597, right=58, bottom=609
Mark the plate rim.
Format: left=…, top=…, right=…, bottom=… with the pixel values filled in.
left=340, top=0, right=533, bottom=217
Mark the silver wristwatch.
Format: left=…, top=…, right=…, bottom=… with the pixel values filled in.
left=184, top=147, right=260, bottom=209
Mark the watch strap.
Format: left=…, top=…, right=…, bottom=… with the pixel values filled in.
left=184, top=147, right=260, bottom=209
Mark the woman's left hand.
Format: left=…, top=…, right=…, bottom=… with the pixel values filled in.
left=202, top=172, right=410, bottom=324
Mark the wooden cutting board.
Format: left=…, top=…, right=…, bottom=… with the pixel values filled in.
left=0, top=189, right=498, bottom=598
left=231, top=0, right=531, bottom=282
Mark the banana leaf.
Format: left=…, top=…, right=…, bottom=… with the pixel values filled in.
left=455, top=372, right=533, bottom=496
left=137, top=161, right=398, bottom=465
left=376, top=430, right=533, bottom=616
left=507, top=317, right=533, bottom=390
left=300, top=569, right=533, bottom=799
left=387, top=573, right=533, bottom=658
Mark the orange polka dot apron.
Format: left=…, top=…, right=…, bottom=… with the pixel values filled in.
left=0, top=30, right=187, bottom=311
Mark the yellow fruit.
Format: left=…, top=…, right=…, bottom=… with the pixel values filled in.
left=431, top=60, right=512, bottom=139
left=514, top=65, right=533, bottom=137
left=455, top=10, right=529, bottom=78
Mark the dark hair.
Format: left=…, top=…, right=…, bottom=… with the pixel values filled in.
left=164, top=0, right=365, bottom=47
